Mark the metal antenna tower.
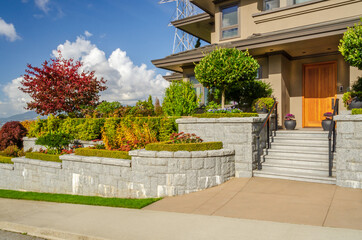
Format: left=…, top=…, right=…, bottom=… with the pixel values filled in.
left=159, top=0, right=199, bottom=53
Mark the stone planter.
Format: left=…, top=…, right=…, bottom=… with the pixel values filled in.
left=284, top=120, right=296, bottom=130
left=322, top=119, right=332, bottom=131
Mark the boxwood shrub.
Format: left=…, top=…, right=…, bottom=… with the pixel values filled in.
left=145, top=141, right=223, bottom=152
left=351, top=108, right=362, bottom=115
left=192, top=113, right=258, bottom=118
left=75, top=148, right=131, bottom=160
left=0, top=156, right=13, bottom=164
left=25, top=152, right=61, bottom=162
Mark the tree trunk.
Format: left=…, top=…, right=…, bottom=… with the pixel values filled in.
left=221, top=89, right=225, bottom=109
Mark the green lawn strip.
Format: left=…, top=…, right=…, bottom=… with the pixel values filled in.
left=192, top=112, right=258, bottom=118
left=0, top=189, right=161, bottom=209
left=146, top=141, right=223, bottom=152
left=351, top=108, right=362, bottom=115
left=75, top=148, right=131, bottom=160
left=0, top=156, right=13, bottom=164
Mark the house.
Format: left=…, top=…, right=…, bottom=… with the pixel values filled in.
left=152, top=0, right=362, bottom=128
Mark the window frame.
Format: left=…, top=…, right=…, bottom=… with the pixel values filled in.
left=219, top=2, right=240, bottom=41
left=264, top=0, right=280, bottom=11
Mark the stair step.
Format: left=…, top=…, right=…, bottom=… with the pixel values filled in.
left=263, top=149, right=329, bottom=160
left=270, top=143, right=328, bottom=152
left=261, top=163, right=335, bottom=177
left=263, top=157, right=334, bottom=168
left=276, top=131, right=328, bottom=138
left=253, top=169, right=336, bottom=184
left=272, top=137, right=328, bottom=146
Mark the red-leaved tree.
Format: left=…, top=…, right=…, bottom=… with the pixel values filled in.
left=19, top=51, right=107, bottom=116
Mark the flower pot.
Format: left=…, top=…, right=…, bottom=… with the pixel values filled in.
left=349, top=99, right=362, bottom=110
left=284, top=120, right=296, bottom=130
left=255, top=103, right=268, bottom=114
left=322, top=119, right=333, bottom=131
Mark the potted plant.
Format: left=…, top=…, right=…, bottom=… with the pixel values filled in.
left=343, top=91, right=362, bottom=110
left=322, top=112, right=333, bottom=131
left=284, top=114, right=296, bottom=130
left=253, top=97, right=274, bottom=113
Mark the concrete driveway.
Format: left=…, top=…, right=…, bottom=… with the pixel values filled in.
left=145, top=177, right=362, bottom=230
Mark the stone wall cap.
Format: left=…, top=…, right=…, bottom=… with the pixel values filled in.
left=12, top=157, right=62, bottom=168
left=174, top=151, right=192, bottom=158
left=138, top=149, right=157, bottom=157
left=156, top=151, right=174, bottom=158
left=0, top=163, right=14, bottom=170
left=334, top=115, right=362, bottom=121
left=61, top=154, right=131, bottom=167
left=177, top=117, right=263, bottom=124
left=128, top=149, right=139, bottom=156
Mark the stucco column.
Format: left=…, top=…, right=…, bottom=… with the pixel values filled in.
left=349, top=66, right=361, bottom=89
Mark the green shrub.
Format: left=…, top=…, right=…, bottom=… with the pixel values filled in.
left=75, top=148, right=131, bottom=160
left=162, top=81, right=198, bottom=116
left=25, top=152, right=61, bottom=162
left=252, top=97, right=275, bottom=112
left=352, top=77, right=362, bottom=92
left=192, top=113, right=258, bottom=118
left=36, top=132, right=73, bottom=154
left=3, top=145, right=21, bottom=157
left=339, top=19, right=362, bottom=70
left=0, top=156, right=13, bottom=164
left=352, top=108, right=362, bottom=115
left=145, top=142, right=223, bottom=152
left=96, top=101, right=122, bottom=117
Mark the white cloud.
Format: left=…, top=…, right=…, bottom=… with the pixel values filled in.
left=53, top=37, right=169, bottom=105
left=0, top=77, right=31, bottom=117
left=0, top=36, right=169, bottom=117
left=35, top=0, right=50, bottom=13
left=84, top=30, right=92, bottom=38
left=0, top=18, right=20, bottom=42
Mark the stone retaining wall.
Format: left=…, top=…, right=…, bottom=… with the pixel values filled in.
left=0, top=149, right=234, bottom=198
left=177, top=117, right=266, bottom=177
left=334, top=114, right=362, bottom=189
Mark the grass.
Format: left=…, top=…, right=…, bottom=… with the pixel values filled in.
left=25, top=152, right=61, bottom=162
left=0, top=156, right=13, bottom=164
left=75, top=148, right=131, bottom=160
left=0, top=189, right=161, bottom=209
left=146, top=141, right=223, bottom=152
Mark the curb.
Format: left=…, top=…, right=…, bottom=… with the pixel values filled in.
left=0, top=221, right=107, bottom=240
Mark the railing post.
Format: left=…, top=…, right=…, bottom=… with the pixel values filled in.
left=275, top=102, right=278, bottom=135
left=267, top=118, right=270, bottom=149
left=257, top=136, right=261, bottom=170
left=328, top=137, right=332, bottom=177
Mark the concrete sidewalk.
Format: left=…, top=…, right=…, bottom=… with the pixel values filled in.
left=145, top=177, right=362, bottom=230
left=0, top=198, right=361, bottom=240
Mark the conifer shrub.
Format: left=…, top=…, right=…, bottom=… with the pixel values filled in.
left=0, top=121, right=28, bottom=150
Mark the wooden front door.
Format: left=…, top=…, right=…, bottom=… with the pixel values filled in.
left=303, top=62, right=337, bottom=127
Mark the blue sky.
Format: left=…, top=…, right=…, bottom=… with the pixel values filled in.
left=0, top=0, right=185, bottom=117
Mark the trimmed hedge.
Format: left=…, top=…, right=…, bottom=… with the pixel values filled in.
left=25, top=152, right=61, bottom=162
left=145, top=141, right=223, bottom=152
left=352, top=108, right=362, bottom=115
left=192, top=113, right=258, bottom=118
left=0, top=156, right=13, bottom=164
left=75, top=148, right=131, bottom=160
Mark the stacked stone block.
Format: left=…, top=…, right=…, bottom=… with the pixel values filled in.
left=177, top=117, right=265, bottom=177
left=334, top=114, right=362, bottom=189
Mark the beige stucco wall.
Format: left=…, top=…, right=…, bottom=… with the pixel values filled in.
left=211, top=0, right=362, bottom=44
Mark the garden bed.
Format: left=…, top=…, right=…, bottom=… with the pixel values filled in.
left=74, top=148, right=131, bottom=160
left=145, top=141, right=223, bottom=152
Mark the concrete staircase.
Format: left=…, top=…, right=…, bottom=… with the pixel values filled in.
left=253, top=130, right=336, bottom=184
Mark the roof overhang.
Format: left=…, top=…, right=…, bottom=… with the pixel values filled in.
left=162, top=72, right=183, bottom=82
left=171, top=13, right=213, bottom=43
left=190, top=0, right=217, bottom=16
left=152, top=16, right=361, bottom=72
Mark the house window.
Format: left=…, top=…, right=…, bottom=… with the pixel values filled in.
left=190, top=76, right=209, bottom=105
left=293, top=0, right=312, bottom=4
left=221, top=5, right=239, bottom=39
left=256, top=66, right=262, bottom=79
left=264, top=0, right=279, bottom=10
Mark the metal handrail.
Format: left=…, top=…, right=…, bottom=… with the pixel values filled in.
left=256, top=100, right=278, bottom=170
left=328, top=98, right=339, bottom=177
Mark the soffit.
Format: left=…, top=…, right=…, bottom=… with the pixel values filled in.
left=190, top=0, right=215, bottom=15
left=171, top=13, right=213, bottom=43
